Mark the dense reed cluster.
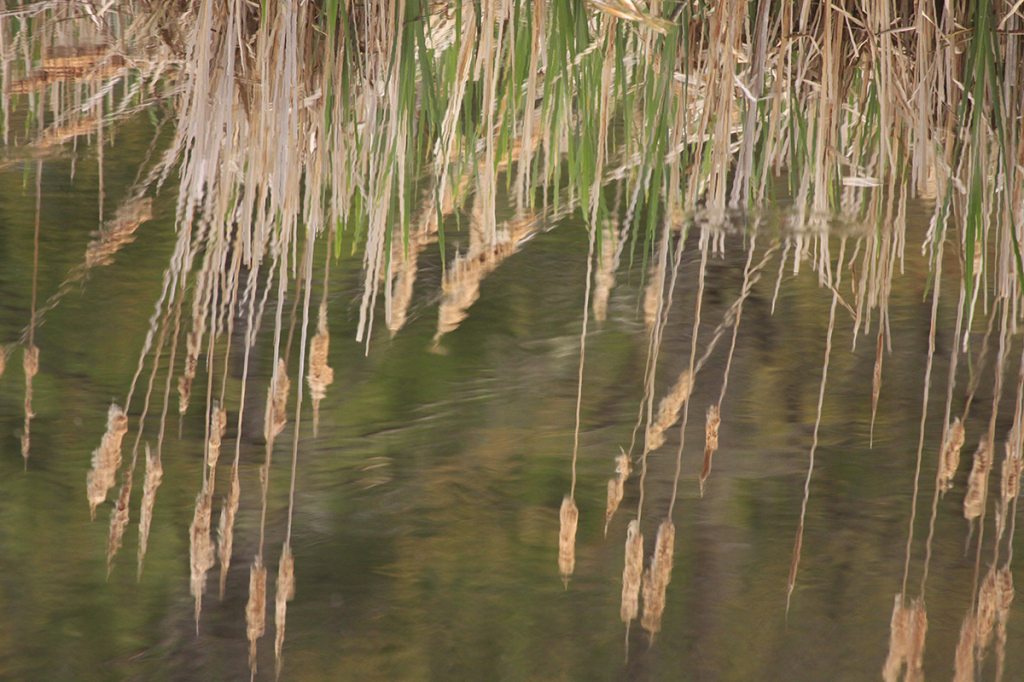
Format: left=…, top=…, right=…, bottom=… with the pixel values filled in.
left=3, top=0, right=1024, bottom=676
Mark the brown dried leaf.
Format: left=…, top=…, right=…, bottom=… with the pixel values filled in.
left=559, top=496, right=579, bottom=581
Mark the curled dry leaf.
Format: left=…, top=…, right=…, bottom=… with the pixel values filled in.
left=559, top=495, right=579, bottom=581
left=620, top=519, right=643, bottom=623
left=137, top=443, right=162, bottom=580
left=938, top=418, right=965, bottom=496
left=86, top=403, right=130, bottom=519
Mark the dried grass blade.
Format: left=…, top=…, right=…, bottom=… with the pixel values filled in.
left=87, top=403, right=129, bottom=519
left=700, top=405, right=721, bottom=497
left=137, top=442, right=162, bottom=580
left=558, top=495, right=579, bottom=582
left=275, top=542, right=295, bottom=679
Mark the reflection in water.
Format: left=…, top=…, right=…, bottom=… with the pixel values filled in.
left=2, top=3, right=1024, bottom=682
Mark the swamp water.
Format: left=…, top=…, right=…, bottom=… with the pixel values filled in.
left=1, top=123, right=1020, bottom=682
left=2, top=2, right=1024, bottom=681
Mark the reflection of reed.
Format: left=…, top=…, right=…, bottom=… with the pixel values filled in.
left=433, top=203, right=543, bottom=344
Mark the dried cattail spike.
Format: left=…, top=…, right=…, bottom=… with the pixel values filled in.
left=275, top=543, right=295, bottom=678
left=953, top=611, right=977, bottom=682
left=307, top=303, right=334, bottom=438
left=559, top=495, right=579, bottom=582
left=964, top=437, right=992, bottom=521
left=905, top=598, right=927, bottom=682
left=107, top=470, right=133, bottom=575
left=620, top=519, right=643, bottom=623
left=265, top=358, right=290, bottom=442
left=640, top=519, right=675, bottom=637
left=178, top=375, right=191, bottom=416
left=189, top=486, right=215, bottom=631
left=938, top=418, right=966, bottom=496
left=977, top=569, right=999, bottom=651
left=882, top=594, right=909, bottom=682
left=0, top=345, right=7, bottom=379
left=604, top=451, right=631, bottom=535
left=700, top=405, right=721, bottom=496
left=1000, top=440, right=1022, bottom=506
left=23, top=343, right=39, bottom=378
left=218, top=462, right=240, bottom=599
left=87, top=403, right=130, bottom=519
left=137, top=443, right=162, bottom=580
left=994, top=568, right=1014, bottom=682
left=247, top=559, right=267, bottom=673
left=655, top=370, right=692, bottom=433
left=208, top=405, right=227, bottom=473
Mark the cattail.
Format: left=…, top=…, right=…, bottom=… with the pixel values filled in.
left=700, top=405, right=721, bottom=496
left=87, top=403, right=130, bottom=519
left=994, top=568, right=1013, bottom=682
left=640, top=519, right=675, bottom=636
left=178, top=375, right=191, bottom=417
left=107, top=470, right=133, bottom=574
left=938, top=418, right=966, bottom=495
left=646, top=370, right=692, bottom=451
left=905, top=598, right=927, bottom=682
left=22, top=344, right=39, bottom=461
left=593, top=225, right=616, bottom=323
left=604, top=452, right=631, bottom=535
left=953, top=612, right=977, bottom=682
left=208, top=405, right=227, bottom=473
left=559, top=495, right=579, bottom=581
left=307, top=304, right=334, bottom=438
left=189, top=486, right=215, bottom=630
left=265, top=358, right=290, bottom=442
left=23, top=343, right=39, bottom=379
left=247, top=559, right=267, bottom=673
left=0, top=345, right=6, bottom=379
left=882, top=594, right=909, bottom=682
left=137, top=443, right=162, bottom=580
left=1000, top=440, right=1022, bottom=505
left=218, top=462, right=240, bottom=599
left=643, top=270, right=661, bottom=331
left=964, top=437, right=992, bottom=521
left=620, top=519, right=643, bottom=623
left=275, top=543, right=295, bottom=678
left=977, top=568, right=999, bottom=651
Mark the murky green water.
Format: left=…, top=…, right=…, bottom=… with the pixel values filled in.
left=0, top=119, right=1020, bottom=682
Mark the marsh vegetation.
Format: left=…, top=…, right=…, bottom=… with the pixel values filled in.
left=1, top=0, right=1023, bottom=679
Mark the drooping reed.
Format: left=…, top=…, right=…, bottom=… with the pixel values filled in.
left=107, top=471, right=133, bottom=574
left=699, top=405, right=720, bottom=496
left=964, top=437, right=992, bottom=522
left=604, top=451, right=631, bottom=535
left=266, top=358, right=290, bottom=442
left=275, top=542, right=295, bottom=678
left=247, top=558, right=267, bottom=674
left=189, top=485, right=215, bottom=630
left=646, top=369, right=691, bottom=452
left=307, top=303, right=333, bottom=437
left=218, top=462, right=240, bottom=599
left=938, top=418, right=966, bottom=496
